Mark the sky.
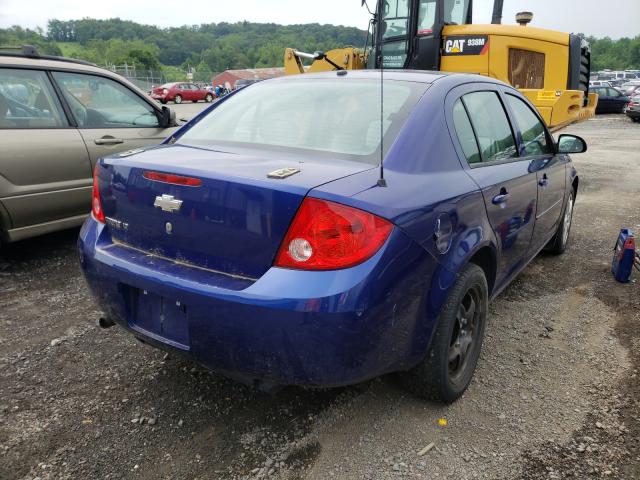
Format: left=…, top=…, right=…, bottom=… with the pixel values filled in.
left=0, top=0, right=638, bottom=39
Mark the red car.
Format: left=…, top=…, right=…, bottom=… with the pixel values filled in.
left=151, top=82, right=215, bottom=104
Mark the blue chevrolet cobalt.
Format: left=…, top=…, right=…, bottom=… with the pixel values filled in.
left=79, top=71, right=585, bottom=403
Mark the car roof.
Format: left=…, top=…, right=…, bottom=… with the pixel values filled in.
left=0, top=55, right=118, bottom=75
left=268, top=69, right=508, bottom=88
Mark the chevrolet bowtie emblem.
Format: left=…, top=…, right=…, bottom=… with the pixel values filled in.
left=154, top=194, right=183, bottom=213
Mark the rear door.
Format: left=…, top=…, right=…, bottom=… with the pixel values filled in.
left=51, top=71, right=177, bottom=169
left=450, top=87, right=538, bottom=288
left=504, top=93, right=566, bottom=254
left=182, top=83, right=194, bottom=102
left=189, top=84, right=202, bottom=101
left=594, top=87, right=610, bottom=112
left=0, top=67, right=92, bottom=233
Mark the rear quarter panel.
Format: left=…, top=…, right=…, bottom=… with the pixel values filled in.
left=312, top=77, right=497, bottom=359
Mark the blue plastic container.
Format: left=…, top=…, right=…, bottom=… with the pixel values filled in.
left=611, top=229, right=636, bottom=283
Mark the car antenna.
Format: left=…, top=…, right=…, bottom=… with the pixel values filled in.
left=375, top=0, right=387, bottom=187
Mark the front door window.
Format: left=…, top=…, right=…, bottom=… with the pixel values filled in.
left=52, top=72, right=160, bottom=128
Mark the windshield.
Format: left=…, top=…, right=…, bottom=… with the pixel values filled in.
left=177, top=78, right=428, bottom=164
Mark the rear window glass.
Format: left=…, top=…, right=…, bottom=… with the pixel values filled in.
left=176, top=79, right=428, bottom=164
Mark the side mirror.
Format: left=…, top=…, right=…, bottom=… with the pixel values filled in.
left=159, top=106, right=176, bottom=128
left=557, top=134, right=587, bottom=154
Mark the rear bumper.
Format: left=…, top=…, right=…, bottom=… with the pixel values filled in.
left=78, top=217, right=449, bottom=387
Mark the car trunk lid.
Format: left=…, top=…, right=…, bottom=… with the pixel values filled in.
left=98, top=144, right=373, bottom=279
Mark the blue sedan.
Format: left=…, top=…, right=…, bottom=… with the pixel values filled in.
left=78, top=71, right=585, bottom=403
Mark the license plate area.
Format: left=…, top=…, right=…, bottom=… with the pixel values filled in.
left=129, top=288, right=190, bottom=350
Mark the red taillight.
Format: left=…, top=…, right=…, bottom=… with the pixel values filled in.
left=274, top=198, right=393, bottom=270
left=143, top=171, right=202, bottom=187
left=92, top=165, right=105, bottom=224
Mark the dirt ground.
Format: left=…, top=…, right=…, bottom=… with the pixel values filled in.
left=1, top=114, right=639, bottom=480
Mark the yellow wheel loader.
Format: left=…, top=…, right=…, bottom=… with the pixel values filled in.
left=284, top=0, right=597, bottom=131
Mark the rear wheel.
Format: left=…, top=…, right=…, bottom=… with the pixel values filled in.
left=547, top=190, right=574, bottom=254
left=400, top=263, right=488, bottom=403
left=174, top=95, right=182, bottom=104
left=205, top=93, right=213, bottom=103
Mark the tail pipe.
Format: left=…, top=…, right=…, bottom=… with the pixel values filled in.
left=99, top=317, right=116, bottom=329
left=492, top=0, right=504, bottom=24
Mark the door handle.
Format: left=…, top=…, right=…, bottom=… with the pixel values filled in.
left=492, top=188, right=510, bottom=206
left=538, top=174, right=549, bottom=188
left=94, top=137, right=124, bottom=145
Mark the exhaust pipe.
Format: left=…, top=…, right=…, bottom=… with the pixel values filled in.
left=99, top=317, right=116, bottom=329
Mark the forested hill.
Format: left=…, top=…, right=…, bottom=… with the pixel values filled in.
left=1, top=18, right=368, bottom=72
left=1, top=18, right=639, bottom=72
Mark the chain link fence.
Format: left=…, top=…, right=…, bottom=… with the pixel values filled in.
left=104, top=64, right=217, bottom=91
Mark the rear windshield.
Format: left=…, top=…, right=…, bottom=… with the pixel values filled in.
left=176, top=78, right=428, bottom=164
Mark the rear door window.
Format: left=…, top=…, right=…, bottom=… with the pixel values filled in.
left=452, top=99, right=481, bottom=164
left=461, top=91, right=518, bottom=163
left=0, top=68, right=67, bottom=129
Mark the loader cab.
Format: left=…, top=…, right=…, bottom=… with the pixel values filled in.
left=369, top=0, right=474, bottom=70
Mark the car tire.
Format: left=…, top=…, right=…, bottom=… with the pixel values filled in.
left=205, top=93, right=213, bottom=103
left=546, top=190, right=574, bottom=255
left=399, top=263, right=488, bottom=404
left=174, top=95, right=182, bottom=104
left=160, top=99, right=167, bottom=104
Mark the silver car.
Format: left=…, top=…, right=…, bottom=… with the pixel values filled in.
left=0, top=46, right=180, bottom=245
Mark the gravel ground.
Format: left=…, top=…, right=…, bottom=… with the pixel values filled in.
left=1, top=114, right=639, bottom=480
